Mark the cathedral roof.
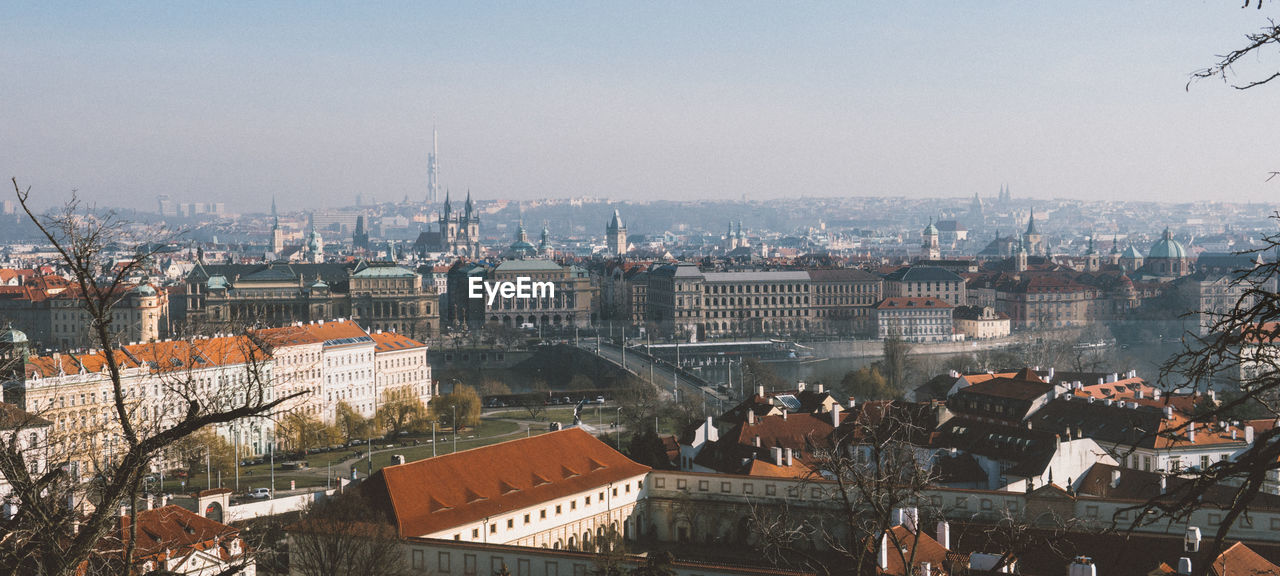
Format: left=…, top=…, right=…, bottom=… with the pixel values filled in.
left=1147, top=228, right=1188, bottom=259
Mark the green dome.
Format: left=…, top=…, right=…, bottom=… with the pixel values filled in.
left=0, top=324, right=28, bottom=344
left=1147, top=228, right=1187, bottom=259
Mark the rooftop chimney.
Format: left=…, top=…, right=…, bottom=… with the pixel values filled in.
left=1177, top=558, right=1192, bottom=576
left=891, top=507, right=918, bottom=532
left=1048, top=367, right=1055, bottom=380
left=1163, top=406, right=1174, bottom=420
left=1136, top=389, right=1144, bottom=399
left=753, top=435, right=761, bottom=448
left=849, top=397, right=857, bottom=409
left=1160, top=474, right=1168, bottom=494
left=816, top=383, right=824, bottom=394
left=937, top=520, right=951, bottom=550
left=1098, top=377, right=1105, bottom=385
left=1068, top=557, right=1097, bottom=576
left=1128, top=369, right=1138, bottom=379
left=1110, top=469, right=1121, bottom=489
left=797, top=381, right=806, bottom=392
left=878, top=532, right=889, bottom=571
left=772, top=447, right=783, bottom=467
left=782, top=410, right=788, bottom=421
left=1246, top=425, right=1255, bottom=444
left=1188, top=422, right=1196, bottom=444
left=920, top=562, right=932, bottom=576
left=1107, top=373, right=1119, bottom=383
left=1153, top=388, right=1161, bottom=400
left=1185, top=527, right=1201, bottom=552
left=747, top=410, right=755, bottom=425
left=831, top=404, right=842, bottom=427
left=949, top=369, right=960, bottom=378
left=784, top=448, right=793, bottom=467
left=757, top=385, right=765, bottom=398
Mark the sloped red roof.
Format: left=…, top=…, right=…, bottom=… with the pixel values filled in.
left=255, top=319, right=369, bottom=348
left=104, top=505, right=240, bottom=564
left=370, top=330, right=425, bottom=353
left=362, top=428, right=650, bottom=537
left=876, top=525, right=952, bottom=576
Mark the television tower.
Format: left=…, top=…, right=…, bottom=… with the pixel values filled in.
left=427, top=126, right=440, bottom=204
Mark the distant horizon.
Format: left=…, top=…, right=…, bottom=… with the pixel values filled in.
left=6, top=3, right=1280, bottom=212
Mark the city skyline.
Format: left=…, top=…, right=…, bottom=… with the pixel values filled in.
left=5, top=3, right=1280, bottom=212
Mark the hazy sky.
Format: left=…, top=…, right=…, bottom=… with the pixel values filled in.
left=4, top=2, right=1280, bottom=212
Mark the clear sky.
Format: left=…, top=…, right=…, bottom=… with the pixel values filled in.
left=4, top=2, right=1279, bottom=212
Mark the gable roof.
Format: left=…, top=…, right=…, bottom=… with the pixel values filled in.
left=255, top=320, right=371, bottom=348
left=360, top=428, right=650, bottom=538
left=370, top=330, right=426, bottom=353
left=102, top=505, right=240, bottom=565
left=884, top=266, right=964, bottom=284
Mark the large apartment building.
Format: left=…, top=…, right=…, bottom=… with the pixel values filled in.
left=179, top=260, right=438, bottom=338
left=1, top=320, right=431, bottom=478
left=647, top=265, right=883, bottom=339
left=0, top=280, right=169, bottom=351
left=449, top=260, right=597, bottom=329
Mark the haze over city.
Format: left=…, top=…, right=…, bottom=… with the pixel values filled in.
left=6, top=2, right=1280, bottom=211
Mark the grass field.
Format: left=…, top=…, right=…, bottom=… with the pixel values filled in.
left=156, top=418, right=530, bottom=495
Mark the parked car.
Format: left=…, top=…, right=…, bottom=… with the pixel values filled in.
left=246, top=487, right=271, bottom=500
left=595, top=395, right=606, bottom=404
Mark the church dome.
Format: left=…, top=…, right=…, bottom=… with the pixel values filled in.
left=0, top=324, right=28, bottom=344
left=1147, top=228, right=1187, bottom=259
left=923, top=221, right=939, bottom=235
left=508, top=240, right=537, bottom=257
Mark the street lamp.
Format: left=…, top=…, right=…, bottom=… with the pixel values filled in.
left=452, top=405, right=458, bottom=454
left=615, top=407, right=622, bottom=449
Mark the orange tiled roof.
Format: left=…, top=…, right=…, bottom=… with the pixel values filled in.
left=121, top=336, right=266, bottom=374
left=255, top=319, right=369, bottom=348
left=105, top=505, right=240, bottom=564
left=370, top=330, right=426, bottom=353
left=362, top=428, right=650, bottom=538
left=876, top=525, right=952, bottom=576
left=743, top=458, right=812, bottom=479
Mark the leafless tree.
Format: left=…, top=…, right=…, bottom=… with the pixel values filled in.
left=288, top=492, right=410, bottom=576
left=747, top=403, right=941, bottom=576
left=1124, top=215, right=1280, bottom=576
left=1189, top=1, right=1280, bottom=90
left=0, top=180, right=301, bottom=575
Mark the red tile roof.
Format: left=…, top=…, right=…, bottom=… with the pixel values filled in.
left=103, top=505, right=240, bottom=565
left=255, top=319, right=369, bottom=348
left=362, top=428, right=650, bottom=537
left=370, top=330, right=426, bottom=353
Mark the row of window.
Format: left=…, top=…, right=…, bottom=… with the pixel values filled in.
left=453, top=484, right=643, bottom=542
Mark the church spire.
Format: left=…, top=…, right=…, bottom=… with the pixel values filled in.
left=1025, top=208, right=1038, bottom=235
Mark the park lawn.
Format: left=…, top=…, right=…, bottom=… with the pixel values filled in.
left=488, top=406, right=613, bottom=425
left=167, top=416, right=536, bottom=493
